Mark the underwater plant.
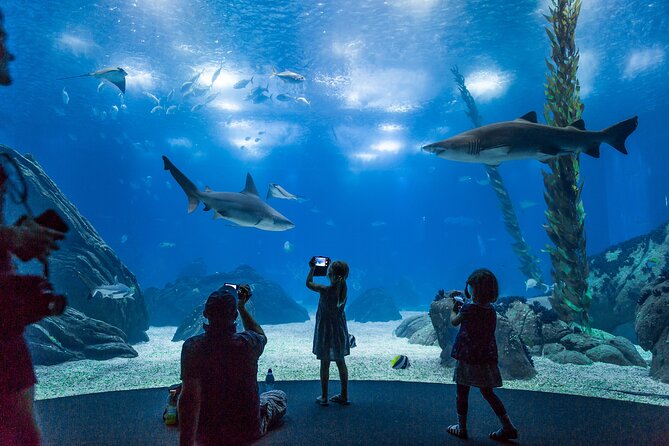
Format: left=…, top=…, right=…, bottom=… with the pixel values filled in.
left=542, top=0, right=591, bottom=330
left=451, top=66, right=545, bottom=286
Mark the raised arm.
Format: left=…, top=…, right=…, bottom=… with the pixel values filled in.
left=237, top=284, right=265, bottom=337
left=306, top=260, right=327, bottom=292
left=450, top=301, right=464, bottom=326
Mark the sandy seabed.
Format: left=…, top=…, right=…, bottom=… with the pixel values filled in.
left=35, top=312, right=669, bottom=406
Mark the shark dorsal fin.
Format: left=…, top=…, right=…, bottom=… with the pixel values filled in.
left=241, top=173, right=259, bottom=197
left=518, top=111, right=538, bottom=123
left=204, top=186, right=212, bottom=193
left=569, top=119, right=586, bottom=130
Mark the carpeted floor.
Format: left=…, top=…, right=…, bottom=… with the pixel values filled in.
left=35, top=380, right=669, bottom=446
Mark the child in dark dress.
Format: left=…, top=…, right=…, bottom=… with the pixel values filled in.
left=306, top=258, right=351, bottom=406
left=447, top=268, right=518, bottom=441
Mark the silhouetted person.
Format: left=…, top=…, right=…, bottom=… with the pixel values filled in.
left=447, top=268, right=518, bottom=441
left=178, top=284, right=287, bottom=446
left=0, top=11, right=66, bottom=444
left=306, top=258, right=351, bottom=405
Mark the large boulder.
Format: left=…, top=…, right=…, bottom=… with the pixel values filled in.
left=547, top=350, right=593, bottom=365
left=346, top=287, right=401, bottom=323
left=1, top=147, right=149, bottom=343
left=147, top=265, right=309, bottom=331
left=635, top=271, right=669, bottom=383
left=505, top=301, right=543, bottom=347
left=588, top=219, right=669, bottom=335
left=429, top=296, right=536, bottom=379
left=394, top=314, right=438, bottom=346
left=25, top=307, right=138, bottom=365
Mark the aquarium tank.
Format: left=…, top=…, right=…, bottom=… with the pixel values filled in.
left=1, top=0, right=668, bottom=407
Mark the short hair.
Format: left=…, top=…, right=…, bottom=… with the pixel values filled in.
left=467, top=268, right=499, bottom=304
left=203, top=286, right=238, bottom=324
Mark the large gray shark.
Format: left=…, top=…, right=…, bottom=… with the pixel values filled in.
left=59, top=67, right=128, bottom=93
left=162, top=156, right=295, bottom=231
left=422, top=111, right=638, bottom=165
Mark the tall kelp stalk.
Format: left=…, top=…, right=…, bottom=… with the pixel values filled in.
left=451, top=66, right=544, bottom=285
left=542, top=0, right=590, bottom=330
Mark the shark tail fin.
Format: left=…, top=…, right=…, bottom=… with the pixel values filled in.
left=583, top=143, right=601, bottom=158
left=250, top=76, right=254, bottom=85
left=603, top=116, right=638, bottom=155
left=162, top=155, right=200, bottom=213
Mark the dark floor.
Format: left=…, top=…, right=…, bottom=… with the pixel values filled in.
left=35, top=380, right=669, bottom=446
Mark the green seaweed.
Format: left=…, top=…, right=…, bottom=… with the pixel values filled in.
left=542, top=0, right=590, bottom=330
left=451, top=66, right=545, bottom=286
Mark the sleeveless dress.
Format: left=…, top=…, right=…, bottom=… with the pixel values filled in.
left=312, top=286, right=350, bottom=361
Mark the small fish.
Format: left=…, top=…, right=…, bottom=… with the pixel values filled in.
left=150, top=105, right=164, bottom=114
left=61, top=88, right=70, bottom=105
left=204, top=92, right=219, bottom=104
left=166, top=105, right=177, bottom=115
left=191, top=103, right=204, bottom=112
left=458, top=176, right=472, bottom=182
left=97, top=81, right=106, bottom=93
left=475, top=177, right=490, bottom=186
left=211, top=63, right=224, bottom=85
left=275, top=93, right=294, bottom=102
left=120, top=234, right=128, bottom=244
left=519, top=200, right=539, bottom=210
left=159, top=241, right=176, bottom=248
left=110, top=105, right=119, bottom=118
left=525, top=278, right=551, bottom=293
left=144, top=91, right=160, bottom=105
left=254, top=138, right=261, bottom=143
left=180, top=81, right=194, bottom=93
left=240, top=145, right=246, bottom=150
left=283, top=240, right=294, bottom=253
left=233, top=76, right=254, bottom=89
left=349, top=334, right=357, bottom=348
left=295, top=96, right=310, bottom=106
left=121, top=104, right=127, bottom=112
left=245, top=136, right=251, bottom=141
left=391, top=354, right=410, bottom=369
left=166, top=88, right=175, bottom=102
left=192, top=288, right=200, bottom=293
left=191, top=86, right=209, bottom=97
left=253, top=93, right=272, bottom=104
left=189, top=68, right=204, bottom=83
left=258, top=131, right=265, bottom=135
left=645, top=257, right=660, bottom=268
left=271, top=68, right=305, bottom=83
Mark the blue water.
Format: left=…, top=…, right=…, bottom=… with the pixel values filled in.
left=1, top=0, right=668, bottom=306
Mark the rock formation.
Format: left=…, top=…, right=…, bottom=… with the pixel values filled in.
left=146, top=265, right=309, bottom=329
left=346, top=287, right=401, bottom=323
left=588, top=219, right=669, bottom=335
left=635, top=271, right=669, bottom=383
left=1, top=147, right=149, bottom=349
left=25, top=307, right=138, bottom=365
left=394, top=314, right=438, bottom=346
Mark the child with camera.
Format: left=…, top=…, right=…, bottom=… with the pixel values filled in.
left=447, top=268, right=518, bottom=441
left=306, top=256, right=351, bottom=406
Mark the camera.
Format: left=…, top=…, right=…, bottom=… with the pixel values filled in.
left=312, top=256, right=330, bottom=276
left=453, top=295, right=465, bottom=312
left=0, top=274, right=67, bottom=337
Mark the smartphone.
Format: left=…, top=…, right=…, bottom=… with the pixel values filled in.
left=313, top=256, right=330, bottom=276
left=224, top=283, right=238, bottom=290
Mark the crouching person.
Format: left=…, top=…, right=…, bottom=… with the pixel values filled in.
left=179, top=284, right=287, bottom=446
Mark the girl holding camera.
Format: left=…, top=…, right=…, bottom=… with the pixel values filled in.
left=447, top=268, right=518, bottom=441
left=306, top=258, right=351, bottom=406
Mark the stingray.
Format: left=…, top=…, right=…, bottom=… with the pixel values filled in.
left=59, top=67, right=128, bottom=93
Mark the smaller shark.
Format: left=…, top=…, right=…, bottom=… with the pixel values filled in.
left=162, top=156, right=295, bottom=231
left=77, top=273, right=136, bottom=301
left=266, top=183, right=307, bottom=202
left=59, top=67, right=128, bottom=93
left=422, top=111, right=638, bottom=165
left=271, top=68, right=305, bottom=83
